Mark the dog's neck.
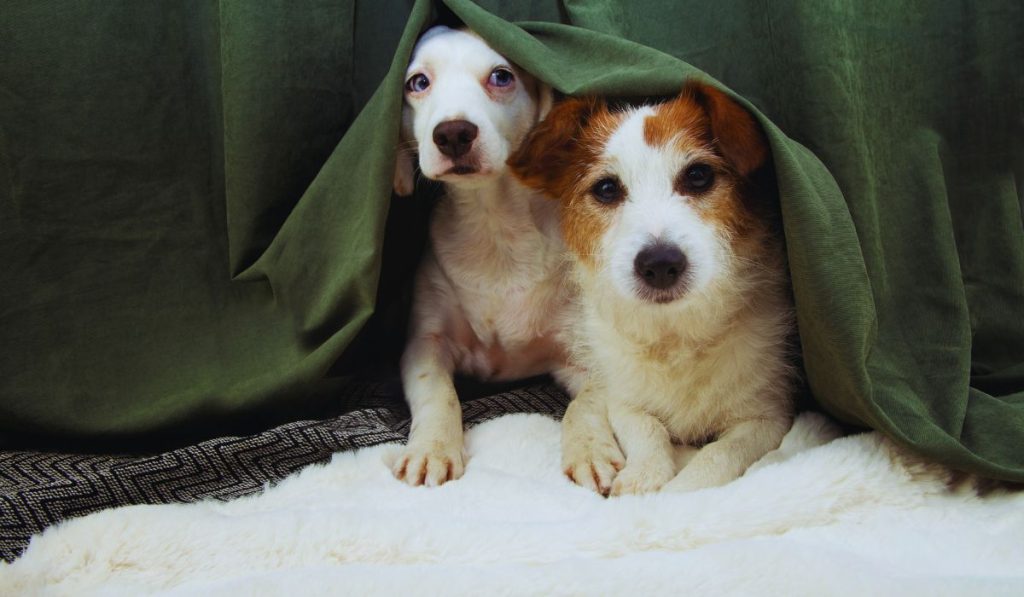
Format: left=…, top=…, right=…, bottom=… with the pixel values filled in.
left=444, top=171, right=531, bottom=210
left=439, top=171, right=547, bottom=237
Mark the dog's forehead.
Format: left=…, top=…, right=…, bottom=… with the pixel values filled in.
left=651, top=101, right=709, bottom=148
left=408, top=28, right=507, bottom=76
left=602, top=108, right=675, bottom=179
left=601, top=104, right=710, bottom=180
left=603, top=107, right=654, bottom=161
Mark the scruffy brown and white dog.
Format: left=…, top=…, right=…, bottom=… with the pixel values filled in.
left=391, top=26, right=590, bottom=486
left=510, top=81, right=794, bottom=495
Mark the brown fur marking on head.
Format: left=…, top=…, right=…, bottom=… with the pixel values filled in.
left=642, top=93, right=708, bottom=149
left=643, top=82, right=771, bottom=245
left=511, top=81, right=772, bottom=267
left=557, top=106, right=629, bottom=266
left=507, top=96, right=604, bottom=198
left=683, top=81, right=768, bottom=177
left=508, top=97, right=624, bottom=266
left=641, top=82, right=767, bottom=178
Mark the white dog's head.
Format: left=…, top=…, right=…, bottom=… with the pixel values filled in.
left=393, top=26, right=553, bottom=196
left=510, top=82, right=772, bottom=307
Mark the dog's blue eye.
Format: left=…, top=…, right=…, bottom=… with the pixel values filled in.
left=682, top=163, right=714, bottom=192
left=591, top=178, right=624, bottom=204
left=489, top=68, right=514, bottom=87
left=405, top=74, right=430, bottom=93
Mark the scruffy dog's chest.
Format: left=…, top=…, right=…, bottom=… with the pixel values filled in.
left=584, top=302, right=791, bottom=443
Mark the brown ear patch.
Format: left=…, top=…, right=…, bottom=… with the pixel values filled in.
left=508, top=97, right=624, bottom=267
left=685, top=81, right=768, bottom=177
left=507, top=96, right=606, bottom=200
left=643, top=82, right=768, bottom=178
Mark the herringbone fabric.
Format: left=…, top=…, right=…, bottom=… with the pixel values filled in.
left=0, top=383, right=570, bottom=562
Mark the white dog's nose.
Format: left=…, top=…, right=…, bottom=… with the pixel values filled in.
left=433, top=120, right=478, bottom=158
left=634, top=243, right=687, bottom=290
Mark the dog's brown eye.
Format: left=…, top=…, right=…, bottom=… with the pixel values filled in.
left=488, top=67, right=515, bottom=88
left=405, top=73, right=430, bottom=93
left=681, top=164, right=714, bottom=192
left=591, top=178, right=624, bottom=204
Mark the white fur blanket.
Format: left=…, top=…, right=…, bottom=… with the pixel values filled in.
left=3, top=413, right=1023, bottom=595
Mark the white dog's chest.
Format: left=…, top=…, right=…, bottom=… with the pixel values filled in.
left=454, top=301, right=564, bottom=381
left=433, top=199, right=567, bottom=380
left=451, top=264, right=566, bottom=380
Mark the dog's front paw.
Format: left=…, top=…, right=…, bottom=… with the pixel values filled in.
left=562, top=437, right=625, bottom=496
left=392, top=439, right=465, bottom=487
left=610, top=460, right=675, bottom=497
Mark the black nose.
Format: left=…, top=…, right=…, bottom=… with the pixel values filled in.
left=433, top=120, right=478, bottom=159
left=634, top=243, right=688, bottom=290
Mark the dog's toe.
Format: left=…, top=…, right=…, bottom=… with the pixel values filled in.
left=609, top=462, right=674, bottom=496
left=393, top=443, right=465, bottom=487
left=565, top=462, right=604, bottom=494
left=391, top=454, right=411, bottom=481
left=563, top=441, right=624, bottom=496
left=424, top=453, right=463, bottom=487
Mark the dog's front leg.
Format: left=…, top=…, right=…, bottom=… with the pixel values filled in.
left=393, top=334, right=465, bottom=486
left=559, top=380, right=625, bottom=496
left=607, top=403, right=676, bottom=496
left=663, top=416, right=790, bottom=493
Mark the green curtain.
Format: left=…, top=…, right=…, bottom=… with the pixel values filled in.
left=2, top=0, right=1022, bottom=480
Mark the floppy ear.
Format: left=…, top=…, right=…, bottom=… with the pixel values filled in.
left=393, top=146, right=416, bottom=197
left=535, top=82, right=554, bottom=123
left=393, top=106, right=417, bottom=197
left=508, top=96, right=604, bottom=197
left=685, top=81, right=768, bottom=177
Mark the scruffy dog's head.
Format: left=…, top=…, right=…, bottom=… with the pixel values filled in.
left=393, top=26, right=553, bottom=196
left=509, top=82, right=774, bottom=308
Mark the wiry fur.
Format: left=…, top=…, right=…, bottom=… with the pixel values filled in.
left=391, top=27, right=578, bottom=486
left=510, top=82, right=795, bottom=495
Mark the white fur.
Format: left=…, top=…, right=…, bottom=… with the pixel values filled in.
left=394, top=26, right=554, bottom=191
left=5, top=413, right=1023, bottom=596
left=567, top=107, right=793, bottom=496
left=600, top=107, right=724, bottom=300
left=391, top=27, right=573, bottom=486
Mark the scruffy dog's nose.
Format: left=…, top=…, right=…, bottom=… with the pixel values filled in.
left=634, top=243, right=688, bottom=290
left=433, top=120, right=478, bottom=158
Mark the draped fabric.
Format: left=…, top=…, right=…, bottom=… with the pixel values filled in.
left=2, top=0, right=1022, bottom=480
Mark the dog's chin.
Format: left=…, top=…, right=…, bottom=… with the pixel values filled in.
left=431, top=164, right=501, bottom=187
left=631, top=283, right=690, bottom=306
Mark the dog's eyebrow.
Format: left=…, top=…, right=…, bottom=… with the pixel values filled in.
left=679, top=148, right=722, bottom=164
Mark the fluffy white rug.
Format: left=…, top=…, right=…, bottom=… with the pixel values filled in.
left=3, top=412, right=1023, bottom=596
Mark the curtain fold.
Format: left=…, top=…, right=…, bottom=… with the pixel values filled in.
left=1, top=0, right=1022, bottom=480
